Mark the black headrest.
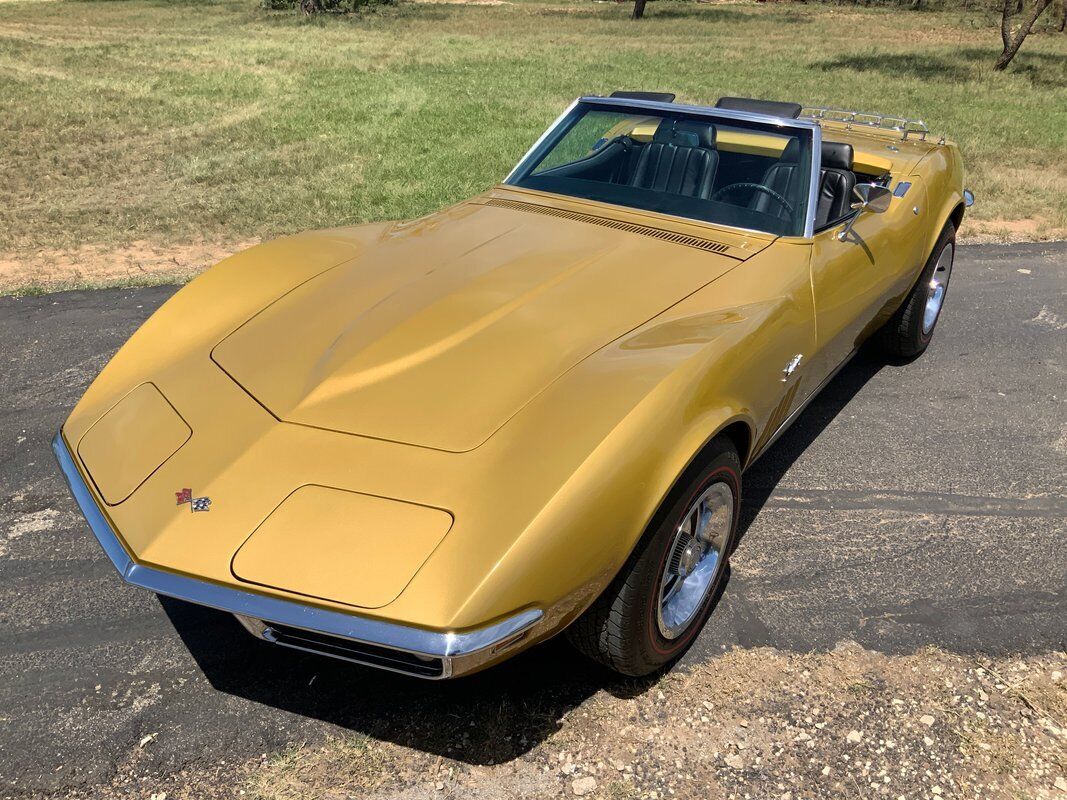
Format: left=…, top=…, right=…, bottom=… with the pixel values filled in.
left=652, top=119, right=715, bottom=148
left=821, top=141, right=854, bottom=170
left=610, top=91, right=676, bottom=103
left=715, top=96, right=803, bottom=119
left=778, top=138, right=801, bottom=162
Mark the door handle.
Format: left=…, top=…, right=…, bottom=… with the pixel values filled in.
left=781, top=354, right=803, bottom=382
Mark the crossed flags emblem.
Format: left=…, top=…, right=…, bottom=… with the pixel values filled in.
left=176, top=488, right=211, bottom=513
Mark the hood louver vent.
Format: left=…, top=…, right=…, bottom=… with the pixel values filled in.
left=483, top=198, right=734, bottom=255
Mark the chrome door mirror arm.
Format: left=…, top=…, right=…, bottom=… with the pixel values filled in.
left=836, top=183, right=893, bottom=241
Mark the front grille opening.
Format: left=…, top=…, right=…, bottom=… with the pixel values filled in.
left=265, top=622, right=445, bottom=678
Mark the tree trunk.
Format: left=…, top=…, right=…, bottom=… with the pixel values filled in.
left=1000, top=0, right=1014, bottom=49
left=632, top=0, right=647, bottom=19
left=995, top=0, right=1054, bottom=69
left=1059, top=0, right=1066, bottom=32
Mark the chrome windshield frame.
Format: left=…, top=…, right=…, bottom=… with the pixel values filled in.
left=505, top=96, right=822, bottom=239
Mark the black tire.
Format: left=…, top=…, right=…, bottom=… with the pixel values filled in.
left=566, top=438, right=741, bottom=677
left=876, top=221, right=956, bottom=359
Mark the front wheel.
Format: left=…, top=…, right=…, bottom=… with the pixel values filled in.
left=877, top=221, right=955, bottom=359
left=566, top=438, right=741, bottom=676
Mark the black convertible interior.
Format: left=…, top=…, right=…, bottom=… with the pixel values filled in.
left=516, top=115, right=873, bottom=235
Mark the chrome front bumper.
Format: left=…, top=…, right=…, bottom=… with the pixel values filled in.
left=52, top=431, right=542, bottom=679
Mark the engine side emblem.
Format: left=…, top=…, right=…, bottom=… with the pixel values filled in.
left=781, top=354, right=803, bottom=382
left=176, top=488, right=212, bottom=513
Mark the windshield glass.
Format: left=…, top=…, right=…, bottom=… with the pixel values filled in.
left=506, top=102, right=814, bottom=237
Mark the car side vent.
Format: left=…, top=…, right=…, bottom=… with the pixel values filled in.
left=483, top=198, right=733, bottom=255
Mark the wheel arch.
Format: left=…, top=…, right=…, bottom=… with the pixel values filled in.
left=948, top=200, right=966, bottom=234
left=892, top=200, right=962, bottom=313
left=619, top=414, right=755, bottom=571
left=927, top=201, right=963, bottom=272
left=920, top=144, right=967, bottom=269
left=717, top=419, right=755, bottom=471
left=673, top=415, right=754, bottom=490
left=556, top=413, right=754, bottom=647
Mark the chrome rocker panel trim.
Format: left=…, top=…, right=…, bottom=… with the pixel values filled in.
left=52, top=431, right=542, bottom=679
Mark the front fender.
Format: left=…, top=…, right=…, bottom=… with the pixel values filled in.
left=63, top=225, right=391, bottom=445
left=913, top=143, right=966, bottom=265
left=433, top=257, right=808, bottom=632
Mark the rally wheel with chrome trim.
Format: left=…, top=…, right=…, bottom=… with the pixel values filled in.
left=566, top=437, right=740, bottom=676
left=877, top=221, right=956, bottom=359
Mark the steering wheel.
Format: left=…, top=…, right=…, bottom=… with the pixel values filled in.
left=709, top=182, right=795, bottom=217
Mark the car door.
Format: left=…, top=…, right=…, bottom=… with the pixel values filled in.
left=728, top=239, right=819, bottom=460
left=806, top=177, right=930, bottom=381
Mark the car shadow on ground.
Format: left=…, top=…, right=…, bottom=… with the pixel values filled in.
left=736, top=347, right=887, bottom=545
left=162, top=349, right=887, bottom=766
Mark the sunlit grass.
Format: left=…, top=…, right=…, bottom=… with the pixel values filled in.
left=0, top=0, right=1064, bottom=257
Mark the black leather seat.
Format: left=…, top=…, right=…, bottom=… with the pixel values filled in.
left=751, top=140, right=857, bottom=229
left=627, top=120, right=719, bottom=199
left=815, top=142, right=856, bottom=228
left=751, top=138, right=805, bottom=221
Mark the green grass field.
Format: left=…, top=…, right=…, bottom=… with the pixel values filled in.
left=1, top=0, right=1065, bottom=286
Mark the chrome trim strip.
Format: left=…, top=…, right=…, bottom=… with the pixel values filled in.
left=806, top=123, right=822, bottom=239
left=577, top=96, right=822, bottom=132
left=54, top=434, right=136, bottom=578
left=503, top=98, right=580, bottom=183
left=748, top=348, right=858, bottom=465
left=52, top=431, right=543, bottom=678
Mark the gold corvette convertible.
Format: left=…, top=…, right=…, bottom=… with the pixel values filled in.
left=55, top=94, right=971, bottom=678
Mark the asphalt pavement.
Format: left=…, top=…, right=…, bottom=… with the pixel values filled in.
left=1, top=242, right=1065, bottom=796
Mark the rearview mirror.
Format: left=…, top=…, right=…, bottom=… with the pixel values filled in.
left=851, top=183, right=892, bottom=214
left=837, top=183, right=892, bottom=240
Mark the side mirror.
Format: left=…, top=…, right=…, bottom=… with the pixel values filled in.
left=851, top=183, right=892, bottom=214
left=837, top=183, right=892, bottom=241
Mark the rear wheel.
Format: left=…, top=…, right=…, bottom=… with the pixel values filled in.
left=566, top=438, right=740, bottom=676
left=877, top=222, right=955, bottom=359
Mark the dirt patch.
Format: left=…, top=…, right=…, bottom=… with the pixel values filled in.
left=0, top=240, right=258, bottom=293
left=59, top=644, right=1066, bottom=800
left=1, top=222, right=1059, bottom=294
left=959, top=218, right=1067, bottom=245
left=0, top=216, right=1059, bottom=294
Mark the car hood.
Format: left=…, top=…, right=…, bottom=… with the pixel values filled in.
left=212, top=198, right=757, bottom=452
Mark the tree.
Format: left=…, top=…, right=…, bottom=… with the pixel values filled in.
left=632, top=0, right=647, bottom=19
left=995, top=0, right=1054, bottom=69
